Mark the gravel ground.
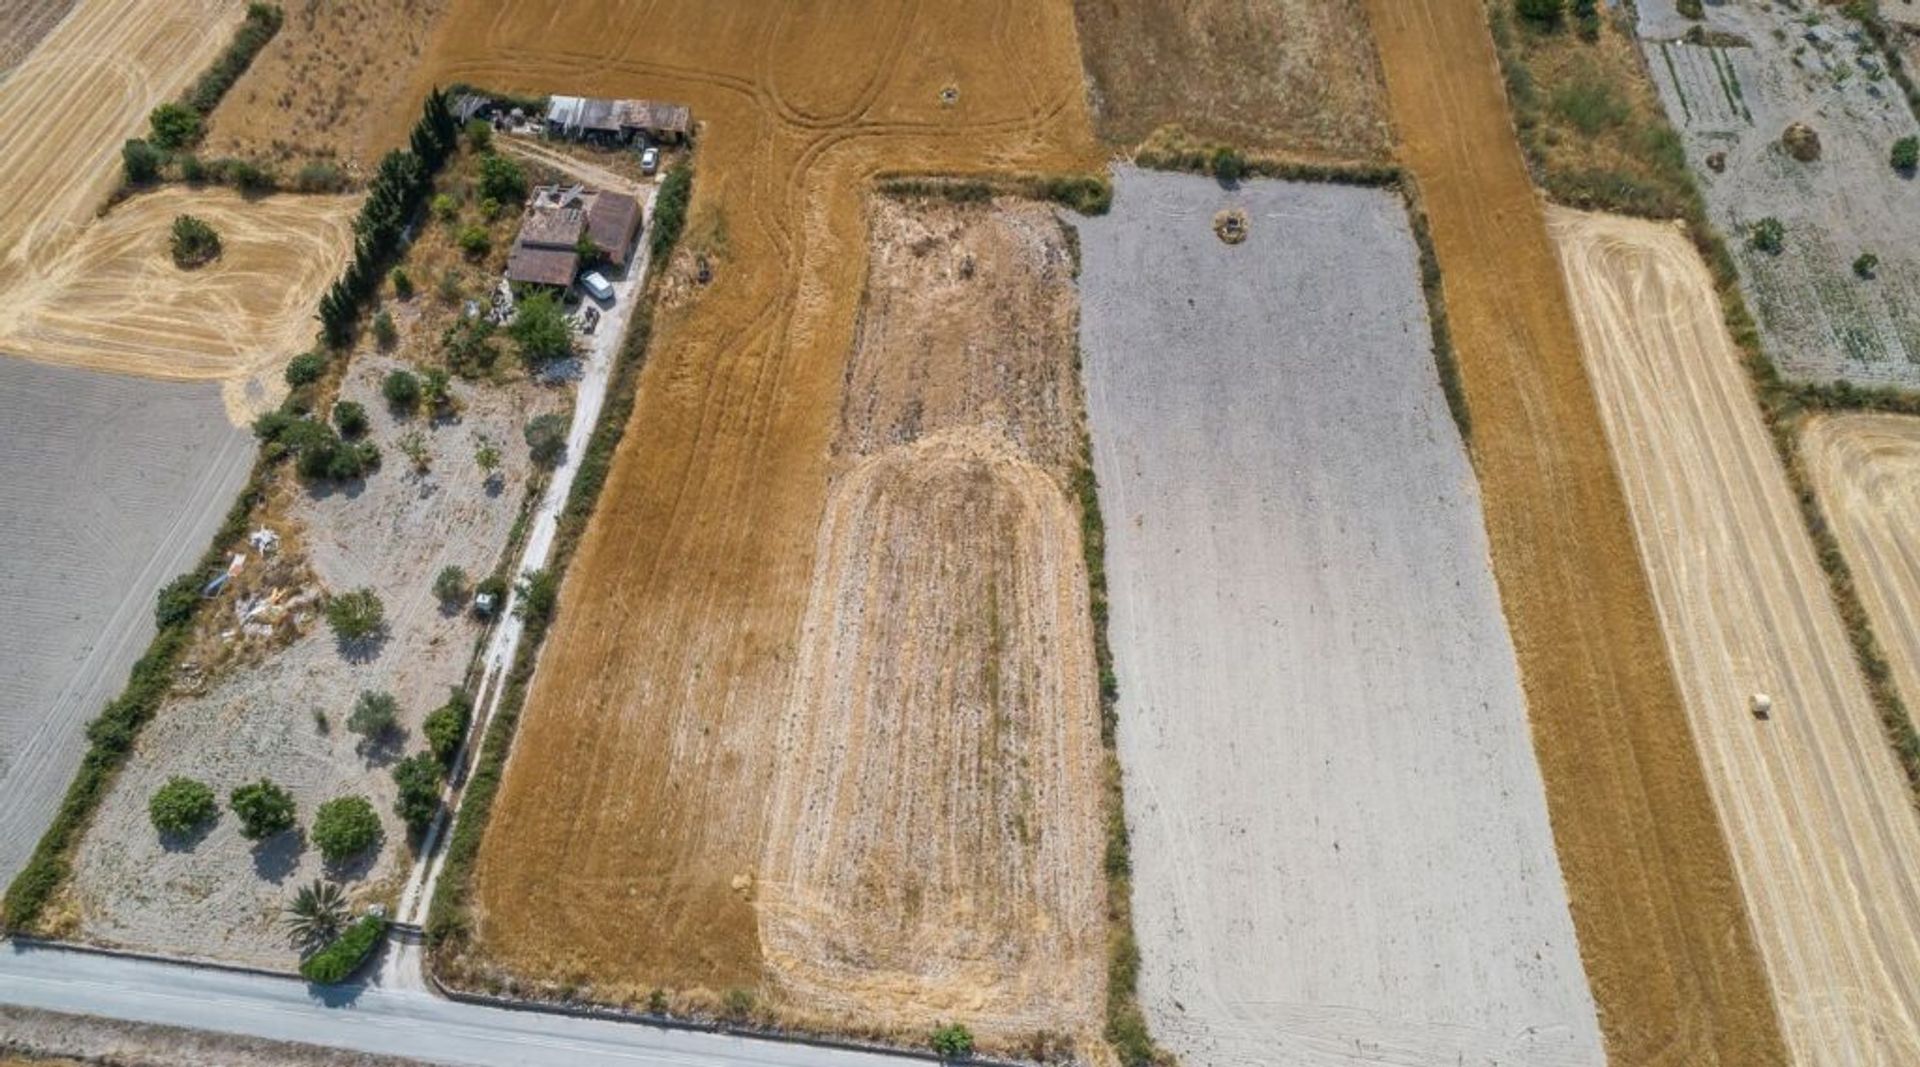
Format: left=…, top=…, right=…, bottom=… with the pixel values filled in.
left=1638, top=0, right=1920, bottom=385
left=1075, top=168, right=1602, bottom=1066
left=67, top=356, right=557, bottom=968
left=0, top=1003, right=426, bottom=1066
left=0, top=358, right=252, bottom=885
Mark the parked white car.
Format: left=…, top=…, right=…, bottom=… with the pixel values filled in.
left=579, top=271, right=615, bottom=303
left=640, top=146, right=660, bottom=176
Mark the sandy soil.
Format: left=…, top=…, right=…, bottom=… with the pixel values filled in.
left=0, top=0, right=355, bottom=417
left=66, top=355, right=553, bottom=967
left=201, top=0, right=451, bottom=176
left=0, top=186, right=356, bottom=422
left=1070, top=0, right=1390, bottom=159
left=1360, top=1, right=1788, bottom=1062
left=0, top=360, right=252, bottom=886
left=1637, top=1, right=1920, bottom=386
left=1553, top=207, right=1920, bottom=1067
left=1805, top=413, right=1920, bottom=747
left=1075, top=167, right=1601, bottom=1067
left=757, top=198, right=1103, bottom=1043
left=0, top=1004, right=426, bottom=1066
left=402, top=0, right=1102, bottom=1026
left=0, top=0, right=77, bottom=79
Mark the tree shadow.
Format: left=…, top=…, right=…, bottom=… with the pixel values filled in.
left=355, top=728, right=407, bottom=767
left=322, top=834, right=385, bottom=882
left=335, top=628, right=389, bottom=664
left=303, top=475, right=369, bottom=503
left=252, top=828, right=305, bottom=883
left=157, top=816, right=218, bottom=854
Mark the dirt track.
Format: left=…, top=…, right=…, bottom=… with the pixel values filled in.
left=1554, top=208, right=1920, bottom=1066
left=1805, top=414, right=1920, bottom=745
left=1359, top=1, right=1787, bottom=1062
left=405, top=0, right=1103, bottom=1032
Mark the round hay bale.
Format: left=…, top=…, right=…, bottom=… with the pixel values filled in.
left=1782, top=122, right=1822, bottom=163
left=1213, top=208, right=1248, bottom=245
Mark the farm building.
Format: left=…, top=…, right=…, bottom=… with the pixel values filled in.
left=545, top=95, right=691, bottom=145
left=505, top=184, right=643, bottom=288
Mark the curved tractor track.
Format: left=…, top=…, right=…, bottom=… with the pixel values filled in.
left=403, top=0, right=1103, bottom=1043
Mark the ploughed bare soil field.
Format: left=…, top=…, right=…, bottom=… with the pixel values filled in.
left=1553, top=207, right=1920, bottom=1066
left=1069, top=0, right=1390, bottom=159
left=1805, top=414, right=1920, bottom=737
left=0, top=360, right=252, bottom=886
left=1360, top=0, right=1788, bottom=1062
left=62, top=354, right=554, bottom=966
left=0, top=0, right=354, bottom=418
left=1638, top=0, right=1920, bottom=386
left=758, top=196, right=1104, bottom=1042
left=200, top=0, right=451, bottom=176
left=0, top=0, right=78, bottom=78
left=1076, top=166, right=1601, bottom=1067
left=402, top=0, right=1104, bottom=1042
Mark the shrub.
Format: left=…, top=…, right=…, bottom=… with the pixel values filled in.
left=456, top=224, right=491, bottom=258
left=514, top=568, right=558, bottom=624
left=222, top=158, right=276, bottom=194
left=392, top=753, right=444, bottom=833
left=177, top=153, right=208, bottom=183
left=169, top=215, right=222, bottom=268
left=477, top=152, right=527, bottom=203
left=1748, top=216, right=1786, bottom=254
left=122, top=139, right=164, bottom=184
left=382, top=369, right=421, bottom=411
left=148, top=776, right=217, bottom=836
left=464, top=118, right=493, bottom=152
left=372, top=310, right=398, bottom=350
left=431, top=193, right=459, bottom=222
left=443, top=316, right=499, bottom=377
left=437, top=268, right=464, bottom=304
left=154, top=573, right=202, bottom=629
left=1210, top=146, right=1246, bottom=185
left=525, top=413, right=568, bottom=469
left=1894, top=136, right=1919, bottom=174
left=229, top=778, right=295, bottom=840
left=649, top=165, right=692, bottom=261
left=347, top=690, right=400, bottom=740
left=311, top=796, right=381, bottom=864
left=423, top=689, right=472, bottom=767
left=293, top=161, right=346, bottom=193
left=1516, top=0, right=1563, bottom=27
left=422, top=367, right=452, bottom=414
left=722, top=988, right=756, bottom=1020
left=510, top=292, right=572, bottom=365
left=474, top=437, right=502, bottom=476
left=390, top=267, right=414, bottom=300
left=331, top=399, right=369, bottom=437
left=930, top=1024, right=975, bottom=1060
left=1855, top=252, right=1880, bottom=279
left=284, top=879, right=346, bottom=948
left=185, top=2, right=283, bottom=114
left=327, top=588, right=386, bottom=643
left=285, top=421, right=377, bottom=482
left=433, top=565, right=469, bottom=606
left=148, top=103, right=202, bottom=150
left=1550, top=72, right=1628, bottom=135
left=1676, top=0, right=1703, bottom=18
left=299, top=914, right=385, bottom=984
left=284, top=351, right=327, bottom=387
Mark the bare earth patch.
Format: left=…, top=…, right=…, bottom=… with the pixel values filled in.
left=1070, top=0, right=1390, bottom=159
left=1076, top=167, right=1602, bottom=1066
left=759, top=197, right=1103, bottom=1046
left=1553, top=206, right=1920, bottom=1067
left=64, top=355, right=555, bottom=968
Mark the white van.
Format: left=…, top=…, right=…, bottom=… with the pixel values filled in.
left=579, top=271, right=614, bottom=303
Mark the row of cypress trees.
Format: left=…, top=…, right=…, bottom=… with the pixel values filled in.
left=317, top=88, right=460, bottom=346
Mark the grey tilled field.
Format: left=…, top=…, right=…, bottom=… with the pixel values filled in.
left=1075, top=168, right=1603, bottom=1066
left=0, top=358, right=252, bottom=884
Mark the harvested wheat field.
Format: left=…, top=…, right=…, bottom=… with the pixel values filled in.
left=1553, top=207, right=1920, bottom=1066
left=200, top=0, right=450, bottom=175
left=1079, top=167, right=1602, bottom=1066
left=1071, top=0, right=1390, bottom=159
left=1805, top=414, right=1920, bottom=735
left=0, top=186, right=355, bottom=421
left=408, top=0, right=1104, bottom=1040
left=1360, top=0, right=1787, bottom=1062
left=759, top=196, right=1103, bottom=1041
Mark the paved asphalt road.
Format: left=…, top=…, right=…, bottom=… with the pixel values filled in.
left=0, top=941, right=921, bottom=1067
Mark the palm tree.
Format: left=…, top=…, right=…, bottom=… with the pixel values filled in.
left=284, top=879, right=348, bottom=950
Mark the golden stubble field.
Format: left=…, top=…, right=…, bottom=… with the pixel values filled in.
left=0, top=0, right=356, bottom=421
left=401, top=0, right=1106, bottom=1040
